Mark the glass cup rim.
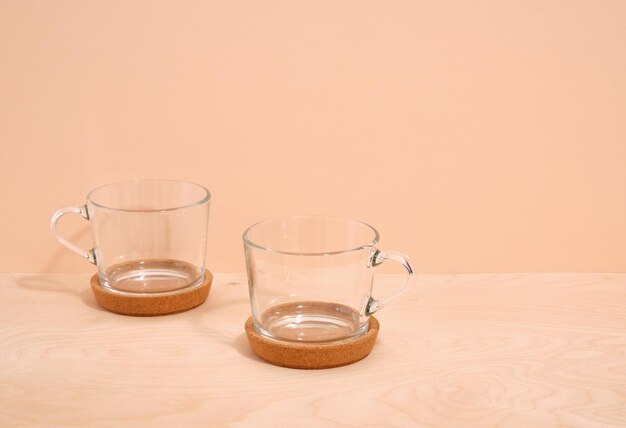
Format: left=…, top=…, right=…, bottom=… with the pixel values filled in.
left=86, top=179, right=211, bottom=213
left=242, top=215, right=380, bottom=256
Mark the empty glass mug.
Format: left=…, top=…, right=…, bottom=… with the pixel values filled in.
left=50, top=180, right=210, bottom=293
left=243, top=216, right=414, bottom=343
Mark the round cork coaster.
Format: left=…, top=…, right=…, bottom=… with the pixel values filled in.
left=90, top=270, right=212, bottom=316
left=244, top=316, right=379, bottom=369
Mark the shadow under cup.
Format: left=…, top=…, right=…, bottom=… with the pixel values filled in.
left=243, top=216, right=414, bottom=344
left=51, top=180, right=210, bottom=294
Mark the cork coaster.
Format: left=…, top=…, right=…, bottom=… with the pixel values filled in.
left=90, top=270, right=212, bottom=316
left=245, top=316, right=379, bottom=369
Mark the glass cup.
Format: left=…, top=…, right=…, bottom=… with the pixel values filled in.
left=243, top=216, right=414, bottom=343
left=50, top=180, right=210, bottom=293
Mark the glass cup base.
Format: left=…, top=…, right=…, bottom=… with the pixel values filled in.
left=99, top=259, right=204, bottom=294
left=254, top=301, right=369, bottom=344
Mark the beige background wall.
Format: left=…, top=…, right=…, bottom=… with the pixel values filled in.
left=1, top=1, right=625, bottom=273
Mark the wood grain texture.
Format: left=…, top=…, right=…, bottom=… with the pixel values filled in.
left=1, top=273, right=625, bottom=427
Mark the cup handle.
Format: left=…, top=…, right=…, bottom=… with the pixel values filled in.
left=366, top=249, right=414, bottom=315
left=50, top=205, right=97, bottom=265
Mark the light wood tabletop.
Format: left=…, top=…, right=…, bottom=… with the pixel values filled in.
left=1, top=273, right=625, bottom=427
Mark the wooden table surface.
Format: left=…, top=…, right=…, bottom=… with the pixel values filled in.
left=1, top=273, right=625, bottom=427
